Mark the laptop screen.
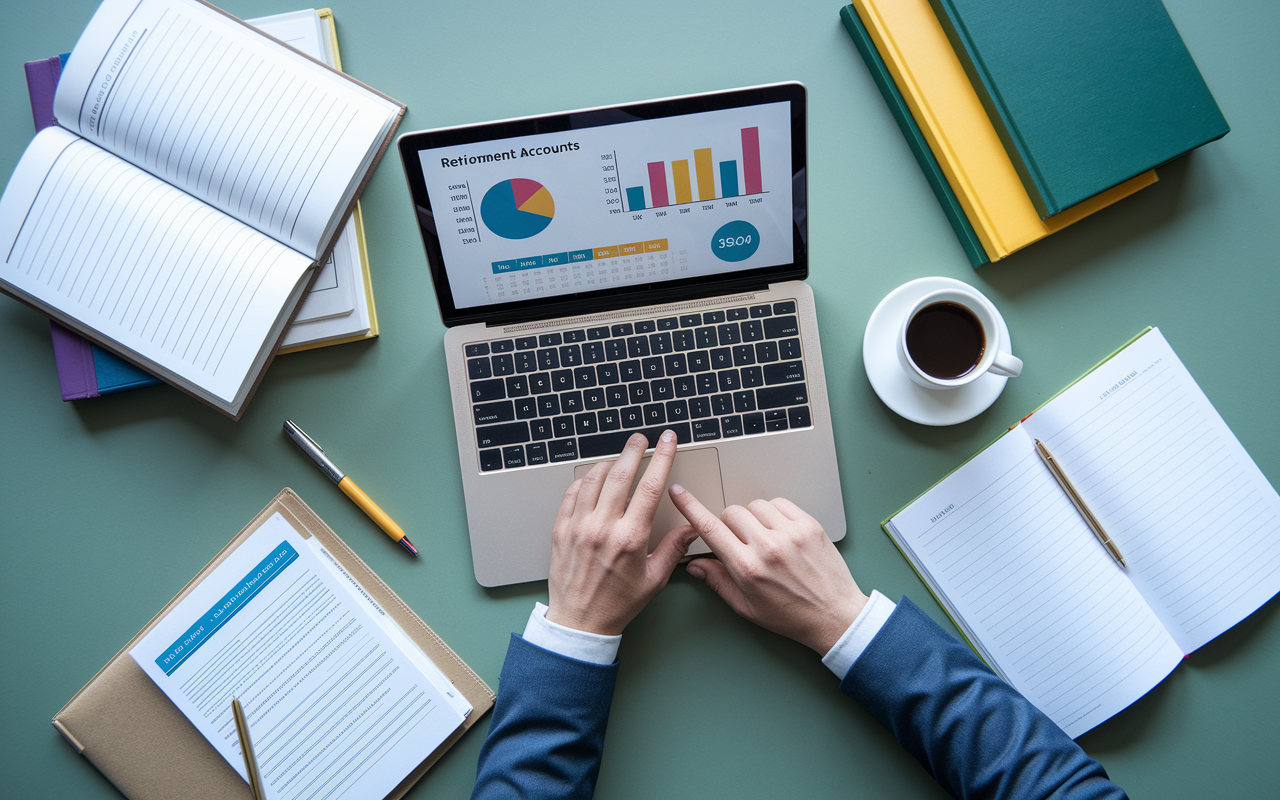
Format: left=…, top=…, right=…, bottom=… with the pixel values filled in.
left=398, top=83, right=807, bottom=327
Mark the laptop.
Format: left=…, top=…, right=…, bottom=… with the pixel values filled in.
left=398, top=82, right=845, bottom=586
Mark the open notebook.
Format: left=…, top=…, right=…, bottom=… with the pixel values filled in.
left=884, top=328, right=1280, bottom=737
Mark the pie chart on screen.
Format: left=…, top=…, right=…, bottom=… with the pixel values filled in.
left=480, top=178, right=555, bottom=239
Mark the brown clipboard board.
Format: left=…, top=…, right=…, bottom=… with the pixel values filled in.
left=51, top=488, right=494, bottom=800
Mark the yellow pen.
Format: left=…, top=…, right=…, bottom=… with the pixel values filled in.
left=283, top=420, right=417, bottom=556
left=231, top=697, right=267, bottom=800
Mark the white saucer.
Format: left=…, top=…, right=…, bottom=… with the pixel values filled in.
left=863, top=277, right=1011, bottom=426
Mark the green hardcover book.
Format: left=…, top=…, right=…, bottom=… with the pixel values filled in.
left=926, top=0, right=1229, bottom=218
left=839, top=5, right=989, bottom=267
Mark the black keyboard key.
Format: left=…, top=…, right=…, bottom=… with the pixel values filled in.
left=732, top=345, right=756, bottom=366
left=574, top=367, right=597, bottom=388
left=711, top=394, right=734, bottom=416
left=717, top=323, right=741, bottom=344
left=515, top=397, right=538, bottom=419
left=727, top=307, right=749, bottom=321
left=744, top=413, right=766, bottom=435
left=710, top=347, right=733, bottom=370
left=575, top=413, right=598, bottom=435
left=492, top=354, right=515, bottom=376
left=650, top=331, right=673, bottom=354
left=515, top=351, right=538, bottom=372
left=611, top=323, right=633, bottom=337
left=697, top=373, right=718, bottom=394
left=606, top=385, right=629, bottom=407
left=773, top=300, right=797, bottom=315
left=764, top=361, right=805, bottom=384
left=516, top=336, right=538, bottom=350
left=621, top=406, right=644, bottom=428
left=673, top=375, right=697, bottom=398
left=765, top=409, right=789, bottom=431
left=620, top=360, right=643, bottom=382
left=553, top=416, right=575, bottom=437
left=598, top=409, right=621, bottom=431
left=477, top=421, right=529, bottom=448
left=596, top=363, right=620, bottom=384
left=673, top=329, right=696, bottom=351
left=764, top=316, right=799, bottom=339
left=642, top=357, right=665, bottom=379
left=658, top=316, right=679, bottom=330
left=526, top=442, right=548, bottom=464
left=606, top=339, right=628, bottom=360
left=474, top=401, right=514, bottom=425
left=651, top=379, right=674, bottom=401
left=703, top=310, right=726, bottom=324
left=757, top=384, right=809, bottom=409
left=665, top=353, right=687, bottom=376
left=733, top=391, right=756, bottom=413
left=628, top=382, right=651, bottom=404
left=584, top=387, right=606, bottom=409
left=530, top=418, right=554, bottom=440
left=561, top=391, right=583, bottom=414
left=718, top=370, right=742, bottom=392
left=506, top=375, right=529, bottom=397
left=538, top=395, right=561, bottom=416
left=635, top=320, right=657, bottom=333
left=643, top=403, right=666, bottom=425
left=692, top=418, right=721, bottom=441
left=582, top=341, right=605, bottom=363
left=588, top=326, right=611, bottom=340
left=689, top=396, right=711, bottom=418
left=688, top=350, right=711, bottom=372
left=479, top=448, right=503, bottom=471
left=741, top=320, right=763, bottom=342
left=503, top=446, right=526, bottom=468
left=695, top=326, right=718, bottom=348
left=679, top=313, right=702, bottom=327
left=788, top=406, right=811, bottom=429
left=467, top=357, right=491, bottom=379
left=780, top=338, right=803, bottom=359
left=539, top=333, right=562, bottom=347
left=721, top=415, right=743, bottom=437
left=666, top=399, right=689, bottom=422
left=577, top=423, right=692, bottom=458
left=530, top=373, right=552, bottom=394
left=741, top=366, right=764, bottom=388
left=549, top=439, right=578, bottom=462
left=755, top=341, right=779, bottom=362
left=537, top=348, right=560, bottom=370
left=491, top=339, right=515, bottom=352
left=750, top=305, right=772, bottom=318
left=563, top=329, right=586, bottom=343
left=465, top=343, right=490, bottom=357
left=471, top=378, right=505, bottom=402
left=559, top=344, right=582, bottom=367
left=627, top=336, right=650, bottom=358
left=551, top=370, right=574, bottom=392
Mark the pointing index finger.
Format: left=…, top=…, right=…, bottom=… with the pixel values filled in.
left=623, top=430, right=678, bottom=525
left=669, top=483, right=744, bottom=563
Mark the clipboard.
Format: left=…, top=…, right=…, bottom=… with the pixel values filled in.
left=51, top=489, right=494, bottom=800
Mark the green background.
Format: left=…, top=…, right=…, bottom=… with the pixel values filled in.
left=2, top=0, right=1277, bottom=797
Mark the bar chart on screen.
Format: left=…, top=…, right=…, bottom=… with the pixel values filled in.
left=611, top=125, right=766, bottom=212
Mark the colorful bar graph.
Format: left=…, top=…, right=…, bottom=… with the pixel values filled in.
left=647, top=162, right=669, bottom=207
left=672, top=160, right=692, bottom=204
left=741, top=127, right=762, bottom=195
left=694, top=148, right=715, bottom=201
left=626, top=186, right=645, bottom=210
left=719, top=160, right=739, bottom=197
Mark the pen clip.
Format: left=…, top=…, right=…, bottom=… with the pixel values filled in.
left=286, top=419, right=324, bottom=453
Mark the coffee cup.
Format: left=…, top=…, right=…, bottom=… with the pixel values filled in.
left=898, top=287, right=1021, bottom=390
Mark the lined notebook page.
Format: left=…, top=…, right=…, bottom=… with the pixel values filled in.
left=1023, top=329, right=1280, bottom=653
left=0, top=128, right=311, bottom=404
left=887, top=428, right=1183, bottom=737
left=54, top=0, right=399, bottom=259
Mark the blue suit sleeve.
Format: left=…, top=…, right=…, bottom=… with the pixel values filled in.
left=840, top=598, right=1127, bottom=800
left=471, top=633, right=616, bottom=800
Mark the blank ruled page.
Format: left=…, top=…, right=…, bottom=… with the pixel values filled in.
left=887, top=430, right=1184, bottom=738
left=0, top=128, right=311, bottom=405
left=1023, top=329, right=1280, bottom=654
left=54, top=0, right=399, bottom=259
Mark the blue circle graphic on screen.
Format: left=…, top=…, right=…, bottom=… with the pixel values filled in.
left=711, top=220, right=760, bottom=262
left=480, top=179, right=555, bottom=239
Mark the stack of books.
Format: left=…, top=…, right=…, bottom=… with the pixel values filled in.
left=841, top=0, right=1229, bottom=267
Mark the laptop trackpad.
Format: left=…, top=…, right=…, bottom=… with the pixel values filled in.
left=573, top=447, right=723, bottom=556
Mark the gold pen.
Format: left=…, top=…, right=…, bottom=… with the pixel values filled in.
left=231, top=697, right=267, bottom=800
left=1034, top=439, right=1127, bottom=568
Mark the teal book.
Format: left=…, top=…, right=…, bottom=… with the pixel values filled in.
left=839, top=5, right=988, bottom=268
left=926, top=0, right=1229, bottom=218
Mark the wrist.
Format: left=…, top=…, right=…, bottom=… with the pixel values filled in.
left=805, top=589, right=869, bottom=655
left=545, top=603, right=625, bottom=637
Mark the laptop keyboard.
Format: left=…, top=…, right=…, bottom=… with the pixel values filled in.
left=463, top=300, right=811, bottom=471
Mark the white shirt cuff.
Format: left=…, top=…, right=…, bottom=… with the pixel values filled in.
left=521, top=602, right=621, bottom=665
left=821, top=590, right=896, bottom=679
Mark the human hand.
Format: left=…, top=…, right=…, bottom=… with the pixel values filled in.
left=545, top=431, right=701, bottom=636
left=670, top=486, right=867, bottom=655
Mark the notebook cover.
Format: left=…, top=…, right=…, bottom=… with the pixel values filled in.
left=839, top=5, right=989, bottom=268
left=51, top=488, right=494, bottom=800
left=927, top=0, right=1228, bottom=218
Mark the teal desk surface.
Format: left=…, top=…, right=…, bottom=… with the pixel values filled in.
left=2, top=0, right=1278, bottom=797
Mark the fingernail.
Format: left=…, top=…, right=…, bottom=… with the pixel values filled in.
left=686, top=562, right=705, bottom=579
left=661, top=429, right=674, bottom=443
left=670, top=483, right=685, bottom=495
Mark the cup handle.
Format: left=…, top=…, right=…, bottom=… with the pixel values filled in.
left=989, top=350, right=1023, bottom=378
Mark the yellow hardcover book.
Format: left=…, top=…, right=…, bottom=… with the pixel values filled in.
left=852, top=0, right=1157, bottom=261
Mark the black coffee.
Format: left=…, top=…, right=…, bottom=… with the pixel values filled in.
left=905, top=302, right=985, bottom=379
